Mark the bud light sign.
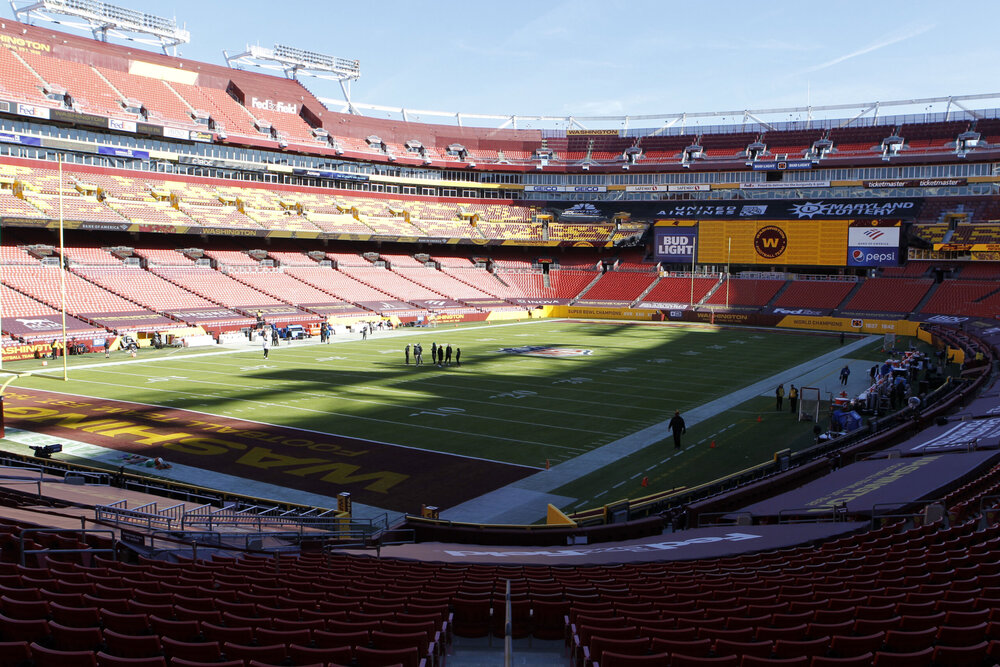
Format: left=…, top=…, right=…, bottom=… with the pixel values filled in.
left=655, top=229, right=697, bottom=262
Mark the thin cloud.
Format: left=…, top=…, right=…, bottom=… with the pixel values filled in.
left=803, top=24, right=935, bottom=73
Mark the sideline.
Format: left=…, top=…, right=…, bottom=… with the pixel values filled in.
left=13, top=317, right=549, bottom=376
left=441, top=335, right=876, bottom=524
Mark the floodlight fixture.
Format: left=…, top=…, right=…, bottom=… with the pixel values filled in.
left=811, top=138, right=833, bottom=159
left=11, top=0, right=190, bottom=54
left=224, top=42, right=361, bottom=113
left=956, top=130, right=980, bottom=157
left=881, top=134, right=904, bottom=160
left=745, top=141, right=766, bottom=160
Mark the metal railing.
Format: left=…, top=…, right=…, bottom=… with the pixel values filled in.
left=19, top=528, right=115, bottom=566
left=0, top=465, right=43, bottom=496
left=777, top=506, right=845, bottom=524
left=181, top=502, right=352, bottom=533
left=96, top=500, right=176, bottom=530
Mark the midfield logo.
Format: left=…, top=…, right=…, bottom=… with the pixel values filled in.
left=499, top=346, right=593, bottom=358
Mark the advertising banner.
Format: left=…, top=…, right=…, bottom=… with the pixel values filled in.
left=165, top=307, right=248, bottom=324
left=752, top=159, right=813, bottom=171
left=697, top=219, right=850, bottom=266
left=635, top=198, right=921, bottom=220
left=665, top=310, right=784, bottom=326
left=356, top=300, right=420, bottom=312
left=625, top=184, right=711, bottom=193
left=654, top=224, right=698, bottom=262
left=740, top=180, right=831, bottom=189
left=864, top=178, right=966, bottom=188
left=302, top=303, right=367, bottom=314
left=846, top=220, right=901, bottom=267
left=3, top=314, right=97, bottom=338
left=410, top=299, right=466, bottom=310
left=523, top=185, right=608, bottom=193
left=78, top=311, right=176, bottom=329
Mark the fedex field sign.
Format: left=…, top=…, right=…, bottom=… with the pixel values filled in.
left=655, top=229, right=697, bottom=261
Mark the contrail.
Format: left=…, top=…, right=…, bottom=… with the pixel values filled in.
left=804, top=24, right=934, bottom=73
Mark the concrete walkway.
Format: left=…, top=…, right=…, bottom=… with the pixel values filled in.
left=441, top=335, right=875, bottom=524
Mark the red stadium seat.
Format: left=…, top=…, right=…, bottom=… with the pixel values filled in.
left=30, top=644, right=98, bottom=667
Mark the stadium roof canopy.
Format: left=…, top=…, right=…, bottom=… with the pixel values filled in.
left=318, top=92, right=1000, bottom=136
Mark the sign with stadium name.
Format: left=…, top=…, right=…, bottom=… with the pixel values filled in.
left=251, top=97, right=298, bottom=114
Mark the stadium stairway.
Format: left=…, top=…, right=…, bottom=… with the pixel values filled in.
left=570, top=272, right=604, bottom=304
left=912, top=281, right=942, bottom=315
left=449, top=636, right=563, bottom=666
left=833, top=280, right=865, bottom=312
left=631, top=275, right=662, bottom=305
left=697, top=274, right=727, bottom=305
left=764, top=280, right=792, bottom=308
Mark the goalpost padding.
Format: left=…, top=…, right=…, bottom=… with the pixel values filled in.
left=798, top=386, right=821, bottom=422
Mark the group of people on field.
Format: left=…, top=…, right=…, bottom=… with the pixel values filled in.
left=404, top=342, right=460, bottom=367
left=775, top=383, right=799, bottom=414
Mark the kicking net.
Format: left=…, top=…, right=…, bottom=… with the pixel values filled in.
left=798, top=386, right=822, bottom=422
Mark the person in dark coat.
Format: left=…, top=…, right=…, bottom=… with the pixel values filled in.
left=455, top=347, right=461, bottom=366
left=437, top=346, right=445, bottom=366
left=669, top=410, right=686, bottom=450
left=445, top=344, right=452, bottom=365
left=404, top=344, right=410, bottom=365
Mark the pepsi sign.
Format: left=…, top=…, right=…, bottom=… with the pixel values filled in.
left=848, top=246, right=899, bottom=267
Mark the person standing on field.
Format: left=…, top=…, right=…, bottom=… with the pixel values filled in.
left=669, top=410, right=686, bottom=450
left=776, top=384, right=784, bottom=411
left=262, top=331, right=271, bottom=359
left=789, top=384, right=798, bottom=414
left=404, top=344, right=410, bottom=365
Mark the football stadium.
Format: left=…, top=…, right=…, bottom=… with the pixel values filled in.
left=0, top=2, right=998, bottom=665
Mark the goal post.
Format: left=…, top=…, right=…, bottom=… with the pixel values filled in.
left=798, top=386, right=822, bottom=422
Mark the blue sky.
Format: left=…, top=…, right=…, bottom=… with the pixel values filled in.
left=7, top=0, right=1000, bottom=126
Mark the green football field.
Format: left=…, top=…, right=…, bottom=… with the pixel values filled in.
left=1, top=319, right=870, bottom=513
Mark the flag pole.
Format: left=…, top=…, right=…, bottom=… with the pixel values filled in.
left=58, top=155, right=68, bottom=381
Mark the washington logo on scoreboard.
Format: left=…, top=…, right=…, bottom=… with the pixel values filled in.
left=499, top=346, right=594, bottom=358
